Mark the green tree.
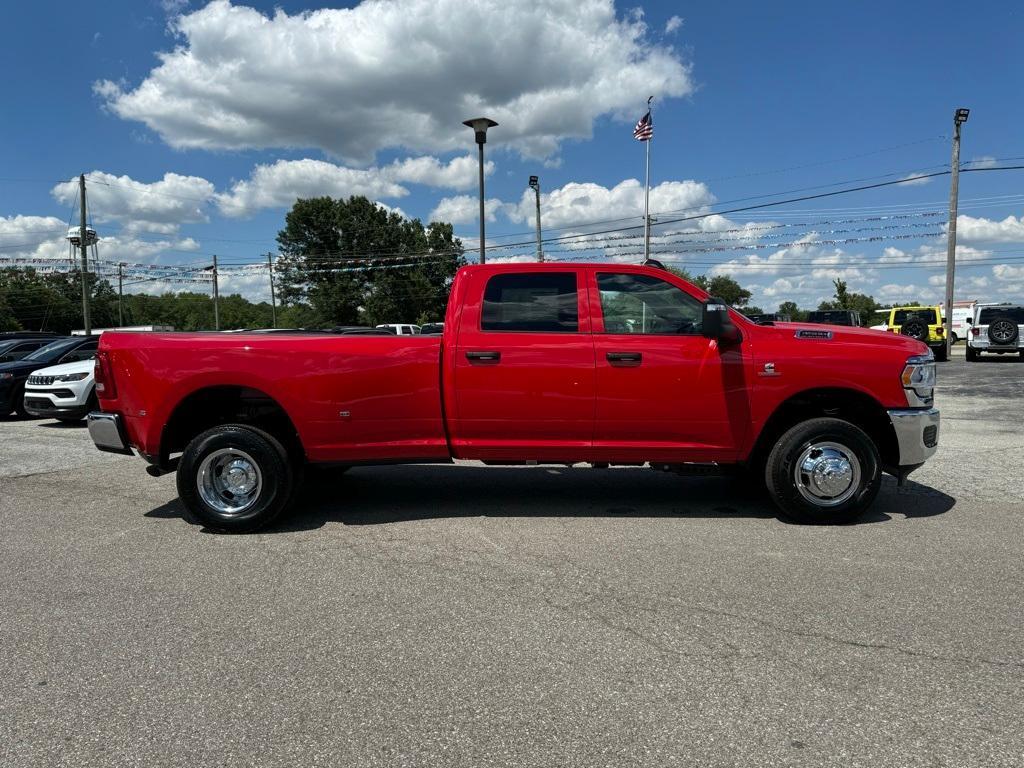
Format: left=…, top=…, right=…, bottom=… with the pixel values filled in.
left=818, top=278, right=878, bottom=326
left=697, top=274, right=752, bottom=308
left=776, top=300, right=806, bottom=322
left=0, top=293, right=20, bottom=331
left=276, top=196, right=464, bottom=326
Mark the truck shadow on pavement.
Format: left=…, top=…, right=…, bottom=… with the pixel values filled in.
left=145, top=465, right=955, bottom=534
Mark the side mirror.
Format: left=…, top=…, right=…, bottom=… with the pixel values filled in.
left=702, top=297, right=742, bottom=345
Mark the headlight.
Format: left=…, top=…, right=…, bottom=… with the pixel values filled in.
left=0, top=372, right=12, bottom=380
left=901, top=353, right=936, bottom=406
left=55, top=372, right=89, bottom=382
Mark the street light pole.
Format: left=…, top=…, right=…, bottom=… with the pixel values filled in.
left=529, top=176, right=543, bottom=261
left=463, top=117, right=498, bottom=264
left=944, top=108, right=969, bottom=358
left=79, top=174, right=92, bottom=335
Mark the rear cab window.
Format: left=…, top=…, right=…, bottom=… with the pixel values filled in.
left=481, top=272, right=580, bottom=332
left=978, top=307, right=1024, bottom=325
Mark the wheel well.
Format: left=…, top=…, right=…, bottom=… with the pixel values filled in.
left=749, top=388, right=898, bottom=472
left=161, top=386, right=303, bottom=466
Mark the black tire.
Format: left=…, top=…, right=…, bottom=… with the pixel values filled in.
left=13, top=385, right=29, bottom=417
left=933, top=345, right=948, bottom=362
left=966, top=345, right=978, bottom=362
left=900, top=319, right=929, bottom=342
left=987, top=316, right=1019, bottom=346
left=177, top=424, right=295, bottom=533
left=765, top=418, right=881, bottom=525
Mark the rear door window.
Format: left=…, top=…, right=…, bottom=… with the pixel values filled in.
left=481, top=272, right=579, bottom=332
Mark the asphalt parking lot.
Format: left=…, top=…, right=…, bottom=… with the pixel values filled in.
left=1, top=352, right=1022, bottom=767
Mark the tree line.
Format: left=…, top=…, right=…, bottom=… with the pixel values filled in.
left=2, top=195, right=900, bottom=333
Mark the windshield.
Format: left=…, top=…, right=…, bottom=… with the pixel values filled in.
left=23, top=338, right=77, bottom=362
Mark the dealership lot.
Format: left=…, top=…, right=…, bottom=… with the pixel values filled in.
left=1, top=356, right=1021, bottom=767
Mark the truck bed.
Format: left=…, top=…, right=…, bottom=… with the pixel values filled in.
left=99, top=332, right=448, bottom=463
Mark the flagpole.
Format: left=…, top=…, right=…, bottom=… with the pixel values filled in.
left=643, top=96, right=652, bottom=262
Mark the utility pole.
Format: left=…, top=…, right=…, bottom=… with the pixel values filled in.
left=211, top=254, right=220, bottom=331
left=944, top=108, right=970, bottom=358
left=117, top=263, right=124, bottom=327
left=529, top=176, right=543, bottom=261
left=78, top=174, right=92, bottom=335
left=267, top=253, right=277, bottom=328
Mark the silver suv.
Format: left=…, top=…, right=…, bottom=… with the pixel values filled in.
left=965, top=303, right=1024, bottom=361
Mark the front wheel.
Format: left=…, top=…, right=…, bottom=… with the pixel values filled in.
left=177, top=424, right=295, bottom=533
left=765, top=418, right=881, bottom=524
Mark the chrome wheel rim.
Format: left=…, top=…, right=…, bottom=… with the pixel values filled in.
left=990, top=320, right=1015, bottom=344
left=793, top=441, right=861, bottom=508
left=197, top=448, right=263, bottom=517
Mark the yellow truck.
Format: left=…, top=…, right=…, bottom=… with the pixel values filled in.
left=886, top=306, right=947, bottom=361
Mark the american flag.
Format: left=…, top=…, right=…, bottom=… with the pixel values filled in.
left=633, top=110, right=653, bottom=141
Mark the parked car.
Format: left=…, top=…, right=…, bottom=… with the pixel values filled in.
left=805, top=310, right=862, bottom=327
left=88, top=262, right=940, bottom=532
left=330, top=326, right=396, bottom=335
left=419, top=322, right=445, bottom=335
left=0, top=335, right=100, bottom=417
left=742, top=313, right=790, bottom=326
left=965, top=303, right=1024, bottom=361
left=0, top=337, right=54, bottom=363
left=0, top=331, right=59, bottom=342
left=376, top=323, right=421, bottom=335
left=885, top=306, right=947, bottom=362
left=23, top=358, right=96, bottom=422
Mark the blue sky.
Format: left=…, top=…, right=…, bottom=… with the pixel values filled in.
left=2, top=0, right=1023, bottom=310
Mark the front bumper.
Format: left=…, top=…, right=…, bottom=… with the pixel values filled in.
left=887, top=407, right=940, bottom=467
left=24, top=399, right=92, bottom=420
left=87, top=412, right=133, bottom=455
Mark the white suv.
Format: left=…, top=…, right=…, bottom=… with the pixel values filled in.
left=23, top=359, right=97, bottom=421
left=965, top=303, right=1024, bottom=361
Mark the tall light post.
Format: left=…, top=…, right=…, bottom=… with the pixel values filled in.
left=944, top=107, right=969, bottom=358
left=463, top=117, right=498, bottom=263
left=528, top=175, right=543, bottom=262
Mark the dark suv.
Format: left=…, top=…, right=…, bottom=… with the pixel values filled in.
left=0, top=336, right=100, bottom=417
left=806, top=310, right=862, bottom=327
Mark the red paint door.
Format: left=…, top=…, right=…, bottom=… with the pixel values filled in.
left=450, top=268, right=596, bottom=460
left=587, top=268, right=749, bottom=463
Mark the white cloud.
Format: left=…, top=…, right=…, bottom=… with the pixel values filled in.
left=955, top=214, right=1024, bottom=244
left=216, top=154, right=491, bottom=217
left=506, top=178, right=714, bottom=229
left=993, top=263, right=1024, bottom=281
left=216, top=159, right=407, bottom=218
left=896, top=172, right=932, bottom=186
left=51, top=171, right=215, bottom=234
left=967, top=156, right=997, bottom=169
left=389, top=155, right=492, bottom=191
left=160, top=0, right=190, bottom=13
left=429, top=195, right=506, bottom=225
left=95, top=0, right=693, bottom=162
left=665, top=15, right=683, bottom=33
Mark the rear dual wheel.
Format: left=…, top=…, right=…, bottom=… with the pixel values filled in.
left=765, top=418, right=881, bottom=524
left=177, top=424, right=295, bottom=533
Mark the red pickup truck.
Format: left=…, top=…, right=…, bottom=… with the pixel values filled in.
left=87, top=262, right=940, bottom=532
